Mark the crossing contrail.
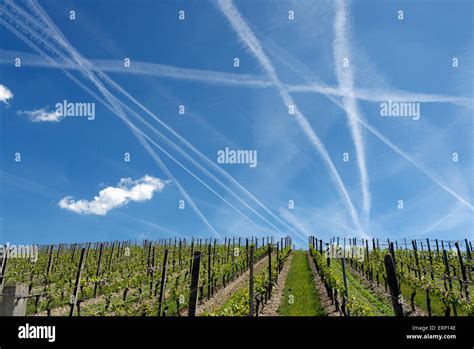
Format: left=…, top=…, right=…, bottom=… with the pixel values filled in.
left=106, top=94, right=289, bottom=235
left=333, top=0, right=371, bottom=226
left=216, top=0, right=367, bottom=237
left=93, top=68, right=304, bottom=235
left=2, top=0, right=472, bottom=243
left=0, top=2, right=224, bottom=239
left=1, top=0, right=304, bottom=237
left=17, top=6, right=278, bottom=233
left=0, top=47, right=471, bottom=108
left=1, top=2, right=245, bottom=240
left=25, top=0, right=302, bottom=235
left=248, top=14, right=474, bottom=214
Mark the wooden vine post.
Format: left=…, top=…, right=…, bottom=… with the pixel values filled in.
left=108, top=242, right=115, bottom=271
left=340, top=257, right=350, bottom=317
left=188, top=251, right=201, bottom=317
left=207, top=244, right=212, bottom=299
left=455, top=242, right=470, bottom=301
left=189, top=240, right=194, bottom=275
left=425, top=239, right=434, bottom=316
left=384, top=253, right=404, bottom=317
left=464, top=239, right=472, bottom=263
left=149, top=245, right=156, bottom=293
left=249, top=246, right=254, bottom=317
left=69, top=248, right=86, bottom=317
left=93, top=243, right=104, bottom=298
left=45, top=245, right=54, bottom=285
left=157, top=249, right=169, bottom=316
left=276, top=242, right=280, bottom=275
left=442, top=249, right=457, bottom=316
left=268, top=244, right=272, bottom=297
left=245, top=239, right=249, bottom=269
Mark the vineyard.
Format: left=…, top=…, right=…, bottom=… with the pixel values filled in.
left=309, top=236, right=473, bottom=317
left=0, top=237, right=291, bottom=317
left=0, top=236, right=472, bottom=317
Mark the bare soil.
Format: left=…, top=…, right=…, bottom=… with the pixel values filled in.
left=306, top=252, right=340, bottom=316
left=259, top=252, right=293, bottom=316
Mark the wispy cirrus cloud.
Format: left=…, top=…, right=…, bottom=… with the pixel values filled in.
left=0, top=84, right=13, bottom=104
left=59, top=175, right=170, bottom=216
left=18, top=107, right=62, bottom=122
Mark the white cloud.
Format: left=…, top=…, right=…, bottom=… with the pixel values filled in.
left=0, top=84, right=13, bottom=104
left=18, top=108, right=62, bottom=122
left=59, top=175, right=170, bottom=215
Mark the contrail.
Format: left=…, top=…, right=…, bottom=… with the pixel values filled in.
left=109, top=95, right=287, bottom=234
left=251, top=16, right=474, bottom=214
left=6, top=0, right=257, bottom=239
left=107, top=94, right=288, bottom=235
left=0, top=170, right=62, bottom=199
left=84, top=83, right=226, bottom=240
left=355, top=115, right=474, bottom=211
left=288, top=85, right=473, bottom=108
left=417, top=205, right=462, bottom=238
left=5, top=0, right=472, bottom=241
left=94, top=67, right=303, bottom=235
left=28, top=0, right=301, bottom=237
left=22, top=0, right=298, bottom=235
left=333, top=0, right=371, bottom=226
left=0, top=48, right=471, bottom=108
left=113, top=211, right=186, bottom=238
left=278, top=209, right=318, bottom=248
left=216, top=0, right=367, bottom=237
left=0, top=3, right=223, bottom=239
left=133, top=128, right=223, bottom=240
left=2, top=1, right=299, bottom=237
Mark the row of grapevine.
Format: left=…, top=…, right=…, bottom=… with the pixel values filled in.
left=209, top=242, right=292, bottom=316
left=308, top=236, right=473, bottom=316
left=0, top=236, right=291, bottom=316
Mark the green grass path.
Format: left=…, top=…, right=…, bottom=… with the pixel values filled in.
left=277, top=251, right=325, bottom=316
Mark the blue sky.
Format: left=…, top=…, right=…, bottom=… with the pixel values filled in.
left=0, top=0, right=472, bottom=247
